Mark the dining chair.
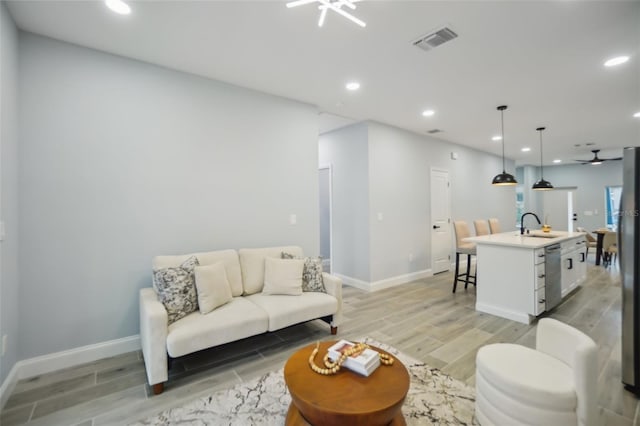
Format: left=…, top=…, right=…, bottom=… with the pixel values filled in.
left=488, top=218, right=501, bottom=234
left=453, top=220, right=476, bottom=293
left=601, top=231, right=618, bottom=267
left=576, top=227, right=597, bottom=258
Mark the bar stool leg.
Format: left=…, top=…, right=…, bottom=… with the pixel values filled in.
left=465, top=254, right=471, bottom=289
left=453, top=252, right=460, bottom=293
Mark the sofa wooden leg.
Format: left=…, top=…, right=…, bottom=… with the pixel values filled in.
left=331, top=326, right=337, bottom=335
left=152, top=383, right=165, bottom=395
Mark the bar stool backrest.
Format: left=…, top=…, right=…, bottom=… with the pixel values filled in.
left=488, top=218, right=501, bottom=234
left=454, top=221, right=472, bottom=248
left=474, top=220, right=490, bottom=236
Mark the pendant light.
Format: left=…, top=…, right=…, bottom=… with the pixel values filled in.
left=492, top=105, right=518, bottom=186
left=532, top=127, right=554, bottom=190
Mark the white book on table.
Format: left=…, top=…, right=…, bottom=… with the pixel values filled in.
left=327, top=340, right=381, bottom=377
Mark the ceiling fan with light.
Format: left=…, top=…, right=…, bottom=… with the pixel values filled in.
left=574, top=149, right=623, bottom=165
left=286, top=0, right=366, bottom=28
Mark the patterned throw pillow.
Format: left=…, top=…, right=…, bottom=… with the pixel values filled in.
left=281, top=252, right=326, bottom=293
left=153, top=256, right=200, bottom=324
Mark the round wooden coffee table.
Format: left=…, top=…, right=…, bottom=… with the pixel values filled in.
left=284, top=341, right=410, bottom=426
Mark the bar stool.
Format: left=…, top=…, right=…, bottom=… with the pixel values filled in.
left=488, top=218, right=501, bottom=234
left=474, top=219, right=490, bottom=236
left=453, top=220, right=476, bottom=293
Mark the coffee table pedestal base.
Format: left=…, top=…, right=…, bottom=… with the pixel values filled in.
left=285, top=403, right=406, bottom=426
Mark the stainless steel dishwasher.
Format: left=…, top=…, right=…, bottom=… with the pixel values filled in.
left=544, top=244, right=562, bottom=310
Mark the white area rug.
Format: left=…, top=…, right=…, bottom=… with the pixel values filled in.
left=132, top=338, right=477, bottom=425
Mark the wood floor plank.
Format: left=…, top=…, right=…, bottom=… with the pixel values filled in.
left=429, top=328, right=493, bottom=364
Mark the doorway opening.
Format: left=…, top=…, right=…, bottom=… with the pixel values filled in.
left=319, top=165, right=332, bottom=273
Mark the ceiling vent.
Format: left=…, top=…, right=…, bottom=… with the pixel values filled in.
left=427, top=129, right=443, bottom=134
left=413, top=27, right=458, bottom=52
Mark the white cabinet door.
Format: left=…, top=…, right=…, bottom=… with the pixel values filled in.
left=576, top=248, right=587, bottom=284
left=561, top=251, right=579, bottom=297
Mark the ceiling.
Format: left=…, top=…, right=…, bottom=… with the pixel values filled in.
left=6, top=0, right=640, bottom=166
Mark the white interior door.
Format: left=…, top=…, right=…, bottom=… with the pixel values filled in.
left=431, top=168, right=451, bottom=274
left=542, top=189, right=577, bottom=232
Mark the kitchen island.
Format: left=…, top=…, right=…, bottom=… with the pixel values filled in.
left=465, top=231, right=587, bottom=324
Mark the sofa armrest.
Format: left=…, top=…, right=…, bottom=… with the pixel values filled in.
left=139, top=287, right=169, bottom=386
left=322, top=272, right=343, bottom=327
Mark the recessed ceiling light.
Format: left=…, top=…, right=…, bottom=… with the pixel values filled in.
left=491, top=136, right=502, bottom=141
left=345, top=82, right=360, bottom=91
left=521, top=147, right=531, bottom=152
left=553, top=159, right=562, bottom=164
left=634, top=111, right=640, bottom=118
left=604, top=56, right=629, bottom=67
left=105, top=0, right=131, bottom=15
left=422, top=110, right=435, bottom=117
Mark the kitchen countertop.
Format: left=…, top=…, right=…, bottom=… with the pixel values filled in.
left=465, top=230, right=586, bottom=249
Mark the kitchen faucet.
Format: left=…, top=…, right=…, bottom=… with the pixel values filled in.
left=520, top=212, right=541, bottom=235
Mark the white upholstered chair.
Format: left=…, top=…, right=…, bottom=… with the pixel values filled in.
left=475, top=318, right=597, bottom=426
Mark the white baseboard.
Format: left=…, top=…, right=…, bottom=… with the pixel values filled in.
left=0, top=334, right=141, bottom=409
left=334, top=274, right=370, bottom=291
left=475, top=302, right=532, bottom=325
left=336, top=269, right=432, bottom=292
left=0, top=362, right=20, bottom=410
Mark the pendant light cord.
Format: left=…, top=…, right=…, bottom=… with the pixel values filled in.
left=537, top=127, right=546, bottom=179
left=501, top=109, right=506, bottom=173
left=539, top=129, right=544, bottom=178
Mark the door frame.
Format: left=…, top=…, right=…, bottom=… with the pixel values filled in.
left=430, top=167, right=452, bottom=274
left=319, top=164, right=333, bottom=273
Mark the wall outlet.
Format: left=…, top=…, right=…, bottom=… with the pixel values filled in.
left=2, top=335, right=7, bottom=356
left=289, top=214, right=297, bottom=225
left=408, top=253, right=414, bottom=262
left=377, top=212, right=384, bottom=221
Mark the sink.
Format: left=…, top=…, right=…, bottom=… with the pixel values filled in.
left=520, top=232, right=561, bottom=238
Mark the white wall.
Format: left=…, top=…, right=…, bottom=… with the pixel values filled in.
left=367, top=123, right=430, bottom=282
left=17, top=33, right=320, bottom=359
left=369, top=122, right=516, bottom=282
left=518, top=165, right=543, bottom=220
left=0, top=2, right=20, bottom=385
left=321, top=121, right=516, bottom=286
left=541, top=162, right=623, bottom=232
left=319, top=123, right=370, bottom=281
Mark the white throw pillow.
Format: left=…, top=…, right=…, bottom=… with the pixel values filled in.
left=194, top=262, right=233, bottom=314
left=262, top=257, right=304, bottom=296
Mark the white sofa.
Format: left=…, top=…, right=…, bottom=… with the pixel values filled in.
left=139, top=246, right=342, bottom=394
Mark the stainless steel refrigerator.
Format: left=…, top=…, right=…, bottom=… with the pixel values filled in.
left=621, top=146, right=640, bottom=395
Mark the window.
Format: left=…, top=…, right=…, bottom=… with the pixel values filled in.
left=605, top=186, right=622, bottom=230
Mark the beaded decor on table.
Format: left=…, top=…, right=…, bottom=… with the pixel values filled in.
left=308, top=341, right=394, bottom=375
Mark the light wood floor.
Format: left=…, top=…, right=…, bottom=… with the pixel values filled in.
left=1, top=261, right=637, bottom=426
